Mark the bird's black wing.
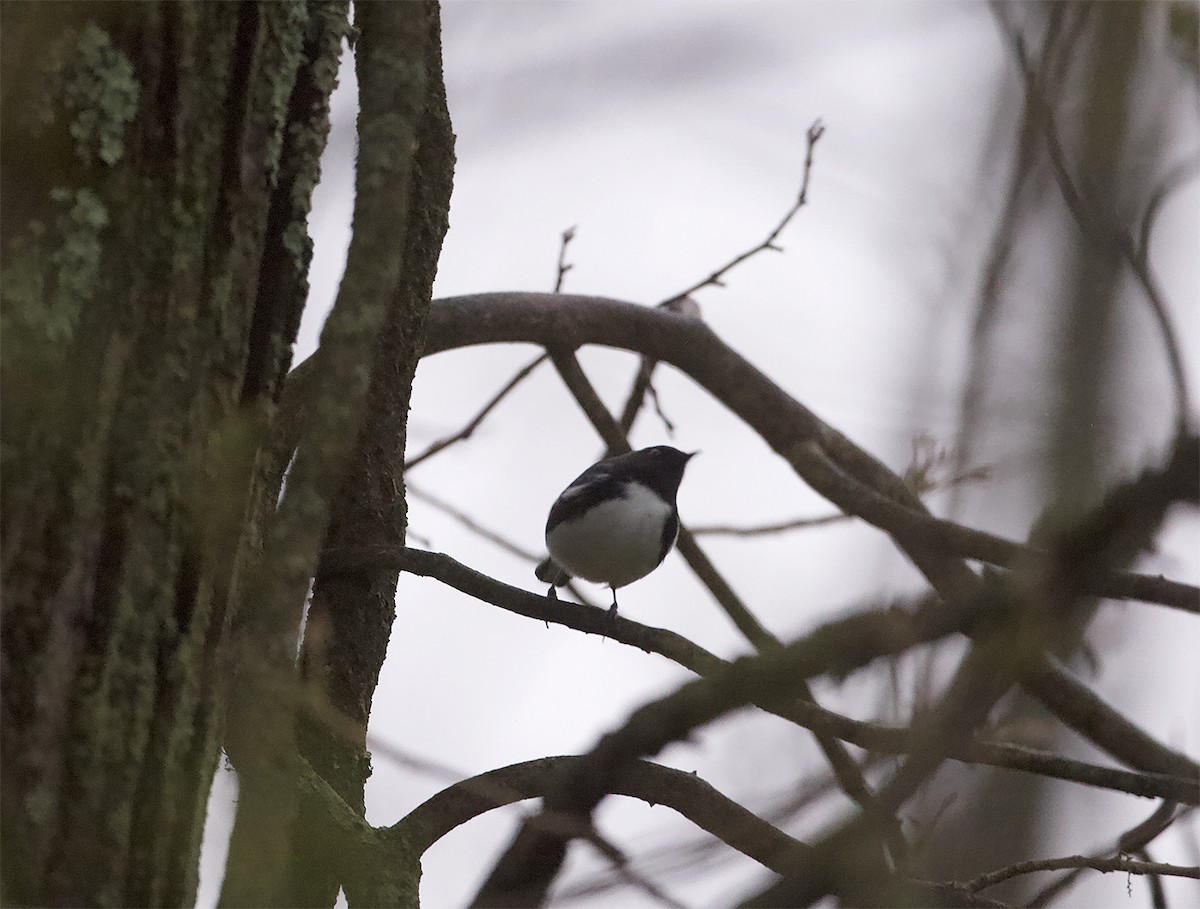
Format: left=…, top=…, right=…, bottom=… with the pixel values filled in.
left=656, top=509, right=680, bottom=566
left=544, top=468, right=627, bottom=532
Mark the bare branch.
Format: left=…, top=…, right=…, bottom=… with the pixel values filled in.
left=1027, top=801, right=1190, bottom=906
left=468, top=585, right=980, bottom=907
left=960, top=854, right=1198, bottom=894
left=408, top=482, right=541, bottom=561
left=618, top=119, right=824, bottom=438
left=404, top=352, right=549, bottom=470
left=409, top=292, right=1197, bottom=612
left=1006, top=28, right=1193, bottom=436
left=691, top=512, right=849, bottom=537
left=343, top=546, right=1199, bottom=805
left=662, top=119, right=826, bottom=304
left=580, top=831, right=689, bottom=909
left=389, top=756, right=806, bottom=871
left=406, top=480, right=602, bottom=608
left=399, top=221, right=578, bottom=473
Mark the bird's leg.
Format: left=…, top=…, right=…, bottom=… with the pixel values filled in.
left=608, top=589, right=619, bottom=618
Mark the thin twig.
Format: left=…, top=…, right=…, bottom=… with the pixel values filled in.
left=404, top=352, right=548, bottom=470
left=580, top=832, right=690, bottom=909
left=643, top=381, right=676, bottom=436
left=963, top=854, right=1198, bottom=893
left=617, top=119, right=826, bottom=437
left=691, top=513, right=849, bottom=537
left=407, top=482, right=541, bottom=561
left=662, top=119, right=826, bottom=303
left=407, top=481, right=602, bottom=609
left=1027, top=802, right=1189, bottom=907
left=401, top=223, right=578, bottom=472
left=693, top=438, right=991, bottom=537
left=554, top=225, right=577, bottom=293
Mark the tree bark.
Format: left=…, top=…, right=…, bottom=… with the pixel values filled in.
left=1, top=2, right=343, bottom=904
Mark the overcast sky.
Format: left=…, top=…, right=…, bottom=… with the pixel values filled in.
left=200, top=4, right=1199, bottom=906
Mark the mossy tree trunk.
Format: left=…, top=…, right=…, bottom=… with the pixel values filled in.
left=1, top=2, right=349, bottom=904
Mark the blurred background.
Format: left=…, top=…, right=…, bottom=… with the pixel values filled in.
left=200, top=2, right=1199, bottom=906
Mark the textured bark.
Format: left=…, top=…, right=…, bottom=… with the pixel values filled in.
left=281, top=2, right=455, bottom=906
left=215, top=3, right=453, bottom=907
left=0, top=2, right=343, bottom=904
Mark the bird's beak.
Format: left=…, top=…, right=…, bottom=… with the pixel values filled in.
left=686, top=450, right=700, bottom=460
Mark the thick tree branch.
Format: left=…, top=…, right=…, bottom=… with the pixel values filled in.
left=281, top=2, right=455, bottom=904
left=389, top=757, right=807, bottom=869
left=410, top=293, right=1196, bottom=612
left=364, top=547, right=1197, bottom=804
left=465, top=579, right=1015, bottom=906
left=220, top=4, right=434, bottom=906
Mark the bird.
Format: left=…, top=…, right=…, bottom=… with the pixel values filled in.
left=536, top=445, right=696, bottom=615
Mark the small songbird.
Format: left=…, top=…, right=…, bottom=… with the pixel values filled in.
left=536, top=446, right=696, bottom=614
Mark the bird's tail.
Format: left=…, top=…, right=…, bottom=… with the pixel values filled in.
left=535, top=557, right=571, bottom=587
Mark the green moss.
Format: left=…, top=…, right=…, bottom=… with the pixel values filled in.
left=262, top=2, right=311, bottom=182
left=44, top=23, right=140, bottom=167
left=0, top=187, right=108, bottom=343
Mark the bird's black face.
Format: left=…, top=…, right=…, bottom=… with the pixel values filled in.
left=628, top=446, right=695, bottom=498
left=642, top=445, right=694, bottom=470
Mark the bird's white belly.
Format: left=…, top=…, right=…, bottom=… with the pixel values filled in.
left=546, top=484, right=673, bottom=589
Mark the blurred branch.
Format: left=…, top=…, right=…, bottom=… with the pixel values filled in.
left=1136, top=153, right=1200, bottom=270
left=1024, top=660, right=1199, bottom=780
left=580, top=832, right=687, bottom=909
left=956, top=4, right=1077, bottom=480
left=1006, top=25, right=1194, bottom=436
left=742, top=433, right=1200, bottom=907
left=693, top=436, right=991, bottom=538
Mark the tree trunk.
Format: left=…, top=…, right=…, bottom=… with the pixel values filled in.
left=1, top=3, right=344, bottom=904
